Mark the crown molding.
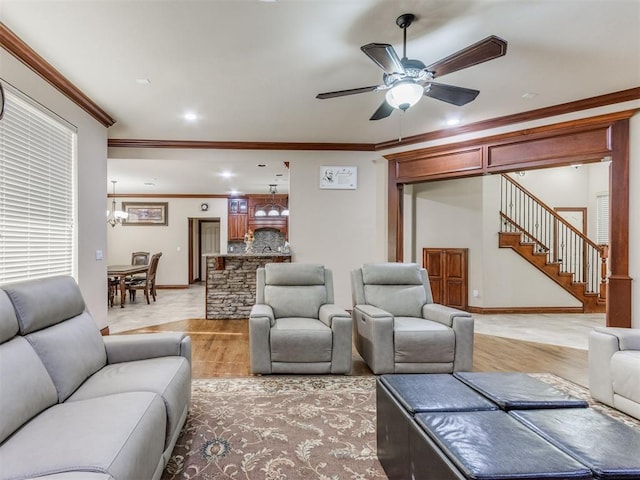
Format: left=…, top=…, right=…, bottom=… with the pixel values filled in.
left=0, top=22, right=115, bottom=127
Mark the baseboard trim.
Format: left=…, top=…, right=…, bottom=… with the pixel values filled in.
left=156, top=285, right=189, bottom=290
left=467, top=306, right=585, bottom=314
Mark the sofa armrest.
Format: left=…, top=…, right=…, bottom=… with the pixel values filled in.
left=594, top=327, right=640, bottom=351
left=422, top=303, right=471, bottom=327
left=249, top=314, right=272, bottom=374
left=319, top=303, right=350, bottom=328
left=104, top=332, right=191, bottom=365
left=353, top=304, right=394, bottom=374
left=355, top=304, right=392, bottom=318
left=250, top=303, right=275, bottom=326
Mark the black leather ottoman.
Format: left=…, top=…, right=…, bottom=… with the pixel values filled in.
left=413, top=410, right=593, bottom=480
left=511, top=408, right=640, bottom=479
left=377, top=374, right=497, bottom=480
left=454, top=372, right=588, bottom=410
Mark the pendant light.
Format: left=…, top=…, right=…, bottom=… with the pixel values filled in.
left=107, top=180, right=129, bottom=227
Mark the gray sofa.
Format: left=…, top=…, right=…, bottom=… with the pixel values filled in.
left=0, top=276, right=192, bottom=480
left=589, top=326, right=640, bottom=420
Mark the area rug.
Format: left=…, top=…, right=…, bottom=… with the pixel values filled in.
left=162, top=376, right=385, bottom=479
left=162, top=374, right=639, bottom=479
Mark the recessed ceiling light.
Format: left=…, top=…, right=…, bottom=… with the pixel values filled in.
left=183, top=112, right=198, bottom=122
left=446, top=118, right=461, bottom=126
left=143, top=182, right=155, bottom=186
left=522, top=92, right=538, bottom=100
left=135, top=78, right=151, bottom=85
left=219, top=171, right=233, bottom=179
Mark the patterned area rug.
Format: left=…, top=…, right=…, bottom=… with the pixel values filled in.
left=162, top=376, right=385, bottom=479
left=162, top=374, right=639, bottom=479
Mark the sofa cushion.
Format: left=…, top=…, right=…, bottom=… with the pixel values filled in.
left=364, top=285, right=426, bottom=318
left=270, top=317, right=332, bottom=362
left=394, top=317, right=455, bottom=363
left=0, top=392, right=166, bottom=480
left=265, top=285, right=327, bottom=319
left=26, top=312, right=107, bottom=402
left=611, top=351, right=640, bottom=404
left=265, top=263, right=325, bottom=285
left=2, top=275, right=85, bottom=335
left=361, top=263, right=423, bottom=285
left=0, top=336, right=58, bottom=444
left=67, top=356, right=191, bottom=448
left=0, top=291, right=19, bottom=344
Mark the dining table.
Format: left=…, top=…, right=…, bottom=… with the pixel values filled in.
left=107, top=264, right=149, bottom=308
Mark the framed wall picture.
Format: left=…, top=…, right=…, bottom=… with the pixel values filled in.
left=319, top=166, right=357, bottom=190
left=122, top=202, right=168, bottom=226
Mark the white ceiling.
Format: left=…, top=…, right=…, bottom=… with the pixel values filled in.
left=2, top=0, right=639, bottom=194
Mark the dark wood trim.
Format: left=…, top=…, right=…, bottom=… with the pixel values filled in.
left=156, top=284, right=190, bottom=289
left=100, top=326, right=110, bottom=336
left=375, top=88, right=640, bottom=150
left=468, top=306, right=584, bottom=315
left=0, top=22, right=115, bottom=127
left=387, top=113, right=633, bottom=328
left=606, top=118, right=632, bottom=327
left=107, top=193, right=229, bottom=199
left=387, top=161, right=401, bottom=261
left=108, top=138, right=376, bottom=151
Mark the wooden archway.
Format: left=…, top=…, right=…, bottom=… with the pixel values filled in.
left=385, top=110, right=635, bottom=328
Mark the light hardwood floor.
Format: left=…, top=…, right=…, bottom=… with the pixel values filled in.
left=122, top=318, right=589, bottom=387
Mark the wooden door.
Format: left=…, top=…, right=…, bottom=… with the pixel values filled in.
left=422, top=248, right=468, bottom=310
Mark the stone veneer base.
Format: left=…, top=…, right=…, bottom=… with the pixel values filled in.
left=206, top=254, right=290, bottom=320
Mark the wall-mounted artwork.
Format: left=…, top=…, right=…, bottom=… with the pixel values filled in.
left=319, top=166, right=357, bottom=190
left=122, top=202, right=168, bottom=226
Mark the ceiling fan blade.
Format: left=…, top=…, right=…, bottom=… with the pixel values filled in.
left=426, top=35, right=507, bottom=78
left=425, top=82, right=480, bottom=106
left=361, top=43, right=405, bottom=74
left=316, top=85, right=380, bottom=99
left=370, top=101, right=394, bottom=121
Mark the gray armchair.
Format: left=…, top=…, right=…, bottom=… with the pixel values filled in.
left=351, top=262, right=474, bottom=374
left=589, top=327, right=640, bottom=420
left=249, top=263, right=352, bottom=374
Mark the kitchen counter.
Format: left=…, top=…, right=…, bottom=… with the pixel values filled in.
left=205, top=253, right=291, bottom=320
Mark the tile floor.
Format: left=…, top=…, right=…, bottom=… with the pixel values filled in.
left=107, top=282, right=605, bottom=350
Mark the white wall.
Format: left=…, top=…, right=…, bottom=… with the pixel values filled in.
left=412, top=175, right=580, bottom=308
left=1, top=50, right=110, bottom=328
left=107, top=197, right=227, bottom=286
left=289, top=151, right=387, bottom=309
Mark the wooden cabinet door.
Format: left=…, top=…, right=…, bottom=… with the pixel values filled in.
left=423, top=248, right=468, bottom=310
left=228, top=214, right=248, bottom=240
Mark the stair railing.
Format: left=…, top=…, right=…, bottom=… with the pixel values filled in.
left=500, top=174, right=607, bottom=295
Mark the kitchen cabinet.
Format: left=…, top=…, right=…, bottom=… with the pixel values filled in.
left=228, top=197, right=248, bottom=240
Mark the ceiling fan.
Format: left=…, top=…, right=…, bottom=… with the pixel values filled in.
left=316, top=13, right=507, bottom=120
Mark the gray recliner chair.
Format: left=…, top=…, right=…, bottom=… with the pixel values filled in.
left=249, top=263, right=352, bottom=374
left=351, top=262, right=474, bottom=374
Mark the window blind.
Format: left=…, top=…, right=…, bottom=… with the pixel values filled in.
left=596, top=192, right=609, bottom=245
left=0, top=84, right=76, bottom=285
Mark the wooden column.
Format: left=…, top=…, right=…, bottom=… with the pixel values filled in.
left=606, top=119, right=632, bottom=327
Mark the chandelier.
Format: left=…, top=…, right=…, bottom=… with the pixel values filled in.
left=107, top=180, right=129, bottom=227
left=255, top=184, right=289, bottom=217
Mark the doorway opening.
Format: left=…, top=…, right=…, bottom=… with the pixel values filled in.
left=188, top=218, right=220, bottom=283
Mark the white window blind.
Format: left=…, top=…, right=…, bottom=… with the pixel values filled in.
left=0, top=84, right=76, bottom=285
left=596, top=192, right=609, bottom=245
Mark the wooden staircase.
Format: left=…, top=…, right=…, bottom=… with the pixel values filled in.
left=499, top=174, right=607, bottom=314
left=499, top=230, right=605, bottom=313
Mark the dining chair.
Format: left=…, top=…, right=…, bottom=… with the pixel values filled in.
left=126, top=252, right=162, bottom=304
left=128, top=251, right=150, bottom=301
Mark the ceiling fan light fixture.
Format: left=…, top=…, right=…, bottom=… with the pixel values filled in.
left=385, top=81, right=423, bottom=111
